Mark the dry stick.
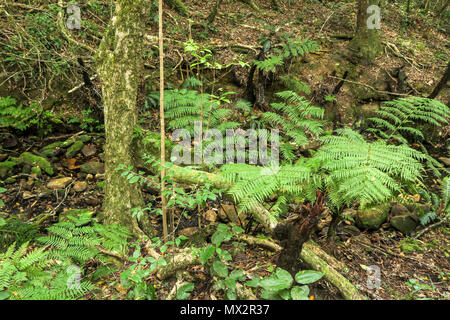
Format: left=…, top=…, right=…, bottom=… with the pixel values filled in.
left=159, top=0, right=168, bottom=239
left=414, top=217, right=449, bottom=240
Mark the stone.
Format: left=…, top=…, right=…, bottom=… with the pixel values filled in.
left=81, top=144, right=97, bottom=157
left=204, top=209, right=217, bottom=222
left=20, top=152, right=53, bottom=175
left=22, top=191, right=35, bottom=200
left=356, top=204, right=389, bottom=230
left=390, top=215, right=419, bottom=235
left=179, top=227, right=199, bottom=237
left=41, top=142, right=63, bottom=157
left=31, top=166, right=42, bottom=178
left=390, top=203, right=410, bottom=216
left=66, top=140, right=84, bottom=158
left=0, top=160, right=18, bottom=178
left=73, top=181, right=88, bottom=192
left=47, top=177, right=72, bottom=190
left=80, top=161, right=104, bottom=175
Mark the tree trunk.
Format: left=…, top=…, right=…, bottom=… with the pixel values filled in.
left=349, top=0, right=382, bottom=62
left=96, top=0, right=153, bottom=236
left=428, top=60, right=450, bottom=99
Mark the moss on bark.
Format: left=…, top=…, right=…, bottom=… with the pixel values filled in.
left=96, top=1, right=155, bottom=237
left=348, top=0, right=382, bottom=62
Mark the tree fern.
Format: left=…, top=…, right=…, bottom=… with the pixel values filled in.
left=367, top=97, right=449, bottom=143
left=315, top=128, right=425, bottom=208
left=367, top=96, right=449, bottom=177
left=221, top=159, right=319, bottom=214
left=262, top=90, right=324, bottom=161
left=254, top=38, right=319, bottom=73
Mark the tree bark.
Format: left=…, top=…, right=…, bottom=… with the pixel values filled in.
left=96, top=1, right=153, bottom=236
left=349, top=0, right=382, bottom=62
left=428, top=60, right=450, bottom=99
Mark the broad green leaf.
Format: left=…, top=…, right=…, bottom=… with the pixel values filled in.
left=291, top=285, right=310, bottom=300
left=295, top=270, right=324, bottom=284
left=176, top=282, right=194, bottom=300
left=212, top=260, right=229, bottom=277
left=200, top=245, right=215, bottom=265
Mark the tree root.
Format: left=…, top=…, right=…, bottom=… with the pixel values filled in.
left=239, top=234, right=365, bottom=300
left=137, top=155, right=366, bottom=299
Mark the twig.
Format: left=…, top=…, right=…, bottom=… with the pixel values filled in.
left=414, top=217, right=449, bottom=239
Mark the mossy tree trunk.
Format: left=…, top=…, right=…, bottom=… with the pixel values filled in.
left=96, top=0, right=152, bottom=236
left=349, top=0, right=382, bottom=62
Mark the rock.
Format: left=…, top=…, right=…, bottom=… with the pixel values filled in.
left=390, top=215, right=419, bottom=235
left=47, top=177, right=72, bottom=190
left=20, top=152, right=53, bottom=175
left=390, top=203, right=410, bottom=216
left=204, top=209, right=217, bottom=222
left=86, top=174, right=94, bottom=180
left=59, top=209, right=94, bottom=224
left=5, top=177, right=16, bottom=184
left=31, top=166, right=42, bottom=178
left=438, top=157, right=450, bottom=167
left=0, top=160, right=18, bottom=178
left=179, top=227, right=199, bottom=237
left=22, top=191, right=35, bottom=200
left=81, top=144, right=97, bottom=157
left=41, top=142, right=64, bottom=157
left=78, top=135, right=91, bottom=143
left=356, top=204, right=389, bottom=230
left=73, top=181, right=88, bottom=192
left=80, top=161, right=104, bottom=175
left=66, top=140, right=84, bottom=158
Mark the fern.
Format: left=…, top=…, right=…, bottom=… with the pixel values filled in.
left=262, top=90, right=324, bottom=161
left=221, top=159, right=319, bottom=214
left=315, top=128, right=425, bottom=208
left=0, top=216, right=130, bottom=300
left=367, top=97, right=449, bottom=143
left=254, top=38, right=319, bottom=72
left=0, top=219, right=39, bottom=252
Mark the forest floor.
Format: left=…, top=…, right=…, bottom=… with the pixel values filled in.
left=1, top=131, right=449, bottom=300
left=0, top=0, right=449, bottom=300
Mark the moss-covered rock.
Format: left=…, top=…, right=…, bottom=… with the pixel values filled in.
left=0, top=160, right=18, bottom=178
left=356, top=204, right=389, bottom=230
left=31, top=166, right=42, bottom=178
left=66, top=140, right=84, bottom=158
left=20, top=152, right=53, bottom=175
left=81, top=161, right=104, bottom=175
left=41, top=141, right=64, bottom=157
left=390, top=215, right=419, bottom=235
